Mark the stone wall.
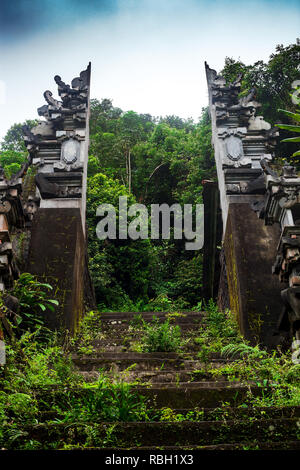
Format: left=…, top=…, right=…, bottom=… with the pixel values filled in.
left=224, top=203, right=283, bottom=346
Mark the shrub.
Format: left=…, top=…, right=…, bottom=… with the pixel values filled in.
left=141, top=316, right=181, bottom=352
left=10, top=273, right=58, bottom=331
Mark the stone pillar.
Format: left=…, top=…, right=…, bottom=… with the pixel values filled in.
left=205, top=63, right=283, bottom=347
left=24, top=64, right=95, bottom=332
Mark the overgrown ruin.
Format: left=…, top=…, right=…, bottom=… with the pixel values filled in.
left=0, top=57, right=299, bottom=452
left=0, top=61, right=299, bottom=353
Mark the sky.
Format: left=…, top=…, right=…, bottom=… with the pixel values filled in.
left=0, top=0, right=299, bottom=141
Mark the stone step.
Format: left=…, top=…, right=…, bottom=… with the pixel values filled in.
left=83, top=338, right=214, bottom=355
left=65, top=441, right=300, bottom=450
left=37, top=405, right=300, bottom=423
left=99, top=311, right=204, bottom=321
left=31, top=382, right=260, bottom=410
left=135, top=383, right=260, bottom=408
left=90, top=334, right=203, bottom=347
left=100, top=323, right=203, bottom=335
left=72, top=351, right=235, bottom=361
left=72, top=354, right=233, bottom=372
left=65, top=309, right=296, bottom=451
left=152, top=405, right=300, bottom=420
left=76, top=367, right=236, bottom=383
left=6, top=418, right=299, bottom=449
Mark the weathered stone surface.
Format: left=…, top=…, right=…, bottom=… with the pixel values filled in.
left=224, top=203, right=283, bottom=346
left=202, top=182, right=222, bottom=301
left=27, top=208, right=86, bottom=332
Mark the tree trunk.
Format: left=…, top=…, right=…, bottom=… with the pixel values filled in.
left=128, top=150, right=131, bottom=193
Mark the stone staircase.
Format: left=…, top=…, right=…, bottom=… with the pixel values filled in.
left=12, top=311, right=300, bottom=450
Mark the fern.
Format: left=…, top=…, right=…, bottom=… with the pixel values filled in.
left=221, top=343, right=267, bottom=359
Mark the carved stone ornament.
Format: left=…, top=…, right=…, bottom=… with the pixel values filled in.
left=61, top=138, right=80, bottom=165
left=226, top=184, right=241, bottom=194
left=0, top=200, right=11, bottom=214
left=248, top=115, right=271, bottom=131
left=281, top=162, right=298, bottom=179
left=53, top=161, right=83, bottom=172
left=225, top=134, right=244, bottom=161
left=218, top=128, right=251, bottom=168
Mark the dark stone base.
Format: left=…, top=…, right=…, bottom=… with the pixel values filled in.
left=217, top=248, right=230, bottom=312
left=202, top=182, right=223, bottom=301
left=223, top=203, right=284, bottom=348
left=27, top=208, right=90, bottom=333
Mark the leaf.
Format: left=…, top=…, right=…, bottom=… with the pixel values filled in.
left=278, top=109, right=300, bottom=122
left=281, top=137, right=300, bottom=143
left=39, top=283, right=53, bottom=290
left=47, top=299, right=59, bottom=305
left=275, top=124, right=300, bottom=132
left=38, top=304, right=46, bottom=311
left=23, top=312, right=33, bottom=318
left=292, top=150, right=300, bottom=157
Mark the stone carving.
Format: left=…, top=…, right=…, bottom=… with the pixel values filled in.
left=0, top=200, right=11, bottom=214
left=35, top=173, right=82, bottom=199
left=226, top=184, right=241, bottom=194
left=248, top=115, right=271, bottom=131
left=216, top=109, right=229, bottom=124
left=31, top=121, right=55, bottom=138
left=225, top=134, right=244, bottom=160
left=23, top=63, right=91, bottom=225
left=23, top=196, right=40, bottom=222
left=218, top=128, right=251, bottom=168
left=61, top=138, right=80, bottom=165
left=53, top=161, right=83, bottom=172
left=205, top=62, right=278, bottom=205
left=262, top=162, right=300, bottom=225
left=44, top=90, right=62, bottom=109
left=0, top=170, right=27, bottom=292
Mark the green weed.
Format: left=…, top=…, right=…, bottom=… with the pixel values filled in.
left=141, top=316, right=182, bottom=352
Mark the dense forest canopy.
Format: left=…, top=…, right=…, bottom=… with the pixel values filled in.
left=0, top=40, right=299, bottom=311
left=86, top=102, right=214, bottom=311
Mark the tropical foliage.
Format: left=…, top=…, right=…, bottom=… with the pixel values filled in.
left=86, top=101, right=214, bottom=311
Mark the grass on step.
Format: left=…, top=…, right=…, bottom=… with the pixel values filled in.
left=129, top=315, right=182, bottom=353
left=192, top=300, right=300, bottom=408
left=2, top=301, right=300, bottom=450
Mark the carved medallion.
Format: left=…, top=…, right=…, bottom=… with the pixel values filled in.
left=225, top=134, right=244, bottom=161
left=61, top=138, right=80, bottom=165
left=217, top=127, right=250, bottom=168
